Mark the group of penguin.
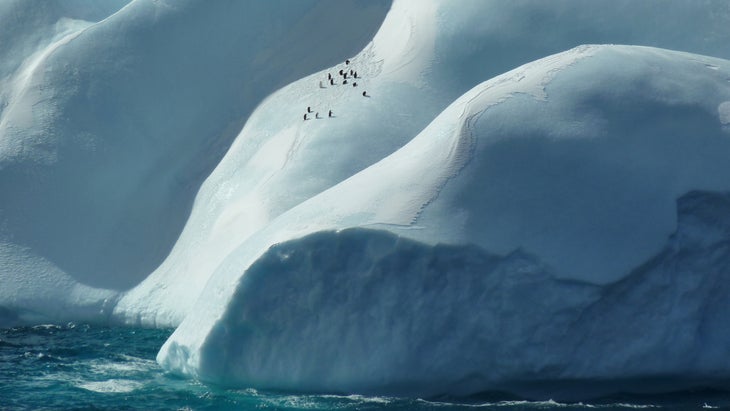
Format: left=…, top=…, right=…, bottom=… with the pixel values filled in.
left=303, top=59, right=369, bottom=121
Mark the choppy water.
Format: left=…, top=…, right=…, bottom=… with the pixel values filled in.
left=1, top=324, right=729, bottom=410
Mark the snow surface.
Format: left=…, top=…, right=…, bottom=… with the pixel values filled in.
left=119, top=0, right=730, bottom=326
left=0, top=0, right=389, bottom=324
left=4, top=0, right=730, bottom=400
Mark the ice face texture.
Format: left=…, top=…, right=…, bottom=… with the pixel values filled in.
left=158, top=44, right=730, bottom=398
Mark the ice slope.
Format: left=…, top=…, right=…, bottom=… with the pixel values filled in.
left=0, top=0, right=389, bottom=325
left=118, top=0, right=730, bottom=326
left=158, top=45, right=730, bottom=398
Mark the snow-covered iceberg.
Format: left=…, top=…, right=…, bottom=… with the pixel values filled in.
left=157, top=44, right=730, bottom=398
left=4, top=0, right=730, bottom=400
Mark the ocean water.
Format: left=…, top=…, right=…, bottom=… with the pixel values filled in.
left=1, top=324, right=729, bottom=411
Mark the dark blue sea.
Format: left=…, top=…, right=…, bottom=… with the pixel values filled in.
left=1, top=324, right=729, bottom=410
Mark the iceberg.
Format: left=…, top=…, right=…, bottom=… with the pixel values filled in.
left=3, top=0, right=730, bottom=400
left=157, top=44, right=730, bottom=398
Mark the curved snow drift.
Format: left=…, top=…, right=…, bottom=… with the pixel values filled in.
left=0, top=0, right=390, bottom=324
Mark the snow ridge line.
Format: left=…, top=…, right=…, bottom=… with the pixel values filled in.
left=404, top=46, right=598, bottom=226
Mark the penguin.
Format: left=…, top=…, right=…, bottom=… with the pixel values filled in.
left=328, top=110, right=333, bottom=118
left=344, top=73, right=348, bottom=79
left=315, top=112, right=321, bottom=119
left=353, top=82, right=357, bottom=87
left=343, top=79, right=348, bottom=85
left=307, top=106, right=312, bottom=113
left=304, top=113, right=308, bottom=120
left=330, top=78, right=335, bottom=86
left=339, top=69, right=343, bottom=75
left=354, top=71, right=358, bottom=78
left=346, top=59, right=350, bottom=65
left=362, top=91, right=368, bottom=97
left=350, top=69, right=354, bottom=76
left=328, top=73, right=332, bottom=80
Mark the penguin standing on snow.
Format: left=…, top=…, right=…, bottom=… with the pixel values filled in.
left=328, top=110, right=333, bottom=118
left=307, top=106, right=312, bottom=113
left=346, top=59, right=350, bottom=65
left=362, top=91, right=368, bottom=97
left=304, top=113, right=308, bottom=120
left=315, top=112, right=321, bottom=119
